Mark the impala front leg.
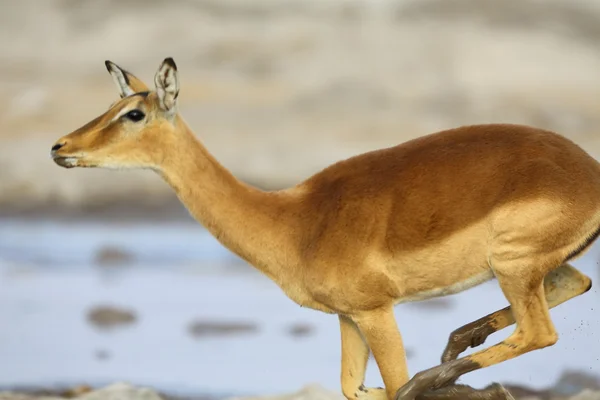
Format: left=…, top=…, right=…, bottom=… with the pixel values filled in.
left=339, top=315, right=387, bottom=400
left=340, top=315, right=374, bottom=399
left=353, top=307, right=410, bottom=400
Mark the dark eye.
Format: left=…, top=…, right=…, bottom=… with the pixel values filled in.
left=124, top=109, right=145, bottom=122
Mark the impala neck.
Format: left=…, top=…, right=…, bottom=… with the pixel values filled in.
left=157, top=116, right=300, bottom=278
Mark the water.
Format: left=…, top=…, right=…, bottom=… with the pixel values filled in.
left=0, top=218, right=599, bottom=397
left=0, top=219, right=237, bottom=268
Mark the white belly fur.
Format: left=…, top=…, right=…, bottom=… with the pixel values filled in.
left=396, top=269, right=495, bottom=304
left=391, top=219, right=495, bottom=304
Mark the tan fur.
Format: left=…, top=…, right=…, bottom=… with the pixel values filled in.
left=440, top=263, right=591, bottom=364
left=51, top=59, right=597, bottom=400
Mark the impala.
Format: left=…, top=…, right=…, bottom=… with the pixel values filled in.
left=51, top=58, right=595, bottom=400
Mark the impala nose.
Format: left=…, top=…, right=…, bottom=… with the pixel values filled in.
left=50, top=141, right=68, bottom=157
left=51, top=142, right=65, bottom=152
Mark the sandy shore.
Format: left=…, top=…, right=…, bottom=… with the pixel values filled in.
left=1, top=381, right=600, bottom=400
left=5, top=0, right=600, bottom=215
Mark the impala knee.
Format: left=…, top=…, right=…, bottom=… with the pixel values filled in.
left=583, top=276, right=593, bottom=293
left=512, top=329, right=558, bottom=352
left=534, top=331, right=558, bottom=349
left=447, top=324, right=491, bottom=351
left=447, top=328, right=463, bottom=345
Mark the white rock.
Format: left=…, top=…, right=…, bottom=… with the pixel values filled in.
left=78, top=383, right=164, bottom=400
left=226, top=385, right=344, bottom=400
left=570, top=389, right=600, bottom=400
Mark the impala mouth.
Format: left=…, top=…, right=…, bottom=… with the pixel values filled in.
left=50, top=151, right=82, bottom=168
left=52, top=155, right=80, bottom=168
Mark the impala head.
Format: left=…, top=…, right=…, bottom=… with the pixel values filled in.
left=51, top=57, right=181, bottom=169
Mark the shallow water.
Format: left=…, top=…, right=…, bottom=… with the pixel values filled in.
left=0, top=219, right=237, bottom=268
left=0, top=218, right=599, bottom=397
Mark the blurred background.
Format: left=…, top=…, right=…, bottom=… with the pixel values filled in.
left=1, top=0, right=600, bottom=398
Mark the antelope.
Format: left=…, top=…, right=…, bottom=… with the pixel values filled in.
left=51, top=58, right=595, bottom=400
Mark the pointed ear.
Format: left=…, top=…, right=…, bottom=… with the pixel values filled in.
left=105, top=60, right=150, bottom=98
left=154, top=57, right=180, bottom=114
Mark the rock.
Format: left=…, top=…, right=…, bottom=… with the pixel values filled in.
left=501, top=384, right=553, bottom=399
left=87, top=306, right=137, bottom=330
left=94, top=246, right=134, bottom=267
left=0, top=384, right=599, bottom=400
left=225, top=384, right=345, bottom=400
left=0, top=394, right=53, bottom=400
left=61, top=386, right=92, bottom=398
left=0, top=383, right=164, bottom=400
left=93, top=349, right=110, bottom=361
left=286, top=323, right=314, bottom=338
left=187, top=320, right=258, bottom=338
left=554, top=371, right=600, bottom=395
left=570, top=390, right=600, bottom=400
left=78, top=383, right=163, bottom=400
left=502, top=370, right=600, bottom=399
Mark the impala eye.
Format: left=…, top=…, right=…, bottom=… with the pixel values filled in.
left=124, top=109, right=145, bottom=122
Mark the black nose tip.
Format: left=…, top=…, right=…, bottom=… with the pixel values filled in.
left=51, top=142, right=65, bottom=152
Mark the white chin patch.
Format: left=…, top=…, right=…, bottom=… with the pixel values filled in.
left=64, top=157, right=78, bottom=167
left=101, top=162, right=131, bottom=170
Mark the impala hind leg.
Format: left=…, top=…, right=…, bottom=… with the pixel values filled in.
left=395, top=261, right=561, bottom=400
left=352, top=307, right=410, bottom=400
left=441, top=263, right=592, bottom=363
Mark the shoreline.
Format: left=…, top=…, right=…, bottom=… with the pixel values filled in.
left=0, top=199, right=197, bottom=223
left=1, top=379, right=599, bottom=400
left=0, top=178, right=286, bottom=223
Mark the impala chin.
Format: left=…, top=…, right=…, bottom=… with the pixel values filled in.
left=52, top=155, right=81, bottom=168
left=52, top=153, right=99, bottom=168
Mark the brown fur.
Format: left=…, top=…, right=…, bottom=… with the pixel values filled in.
left=51, top=59, right=596, bottom=400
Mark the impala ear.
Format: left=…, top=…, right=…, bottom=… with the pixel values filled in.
left=105, top=60, right=150, bottom=98
left=154, top=57, right=179, bottom=115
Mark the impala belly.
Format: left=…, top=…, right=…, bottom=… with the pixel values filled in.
left=396, top=269, right=495, bottom=304
left=389, top=220, right=495, bottom=304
